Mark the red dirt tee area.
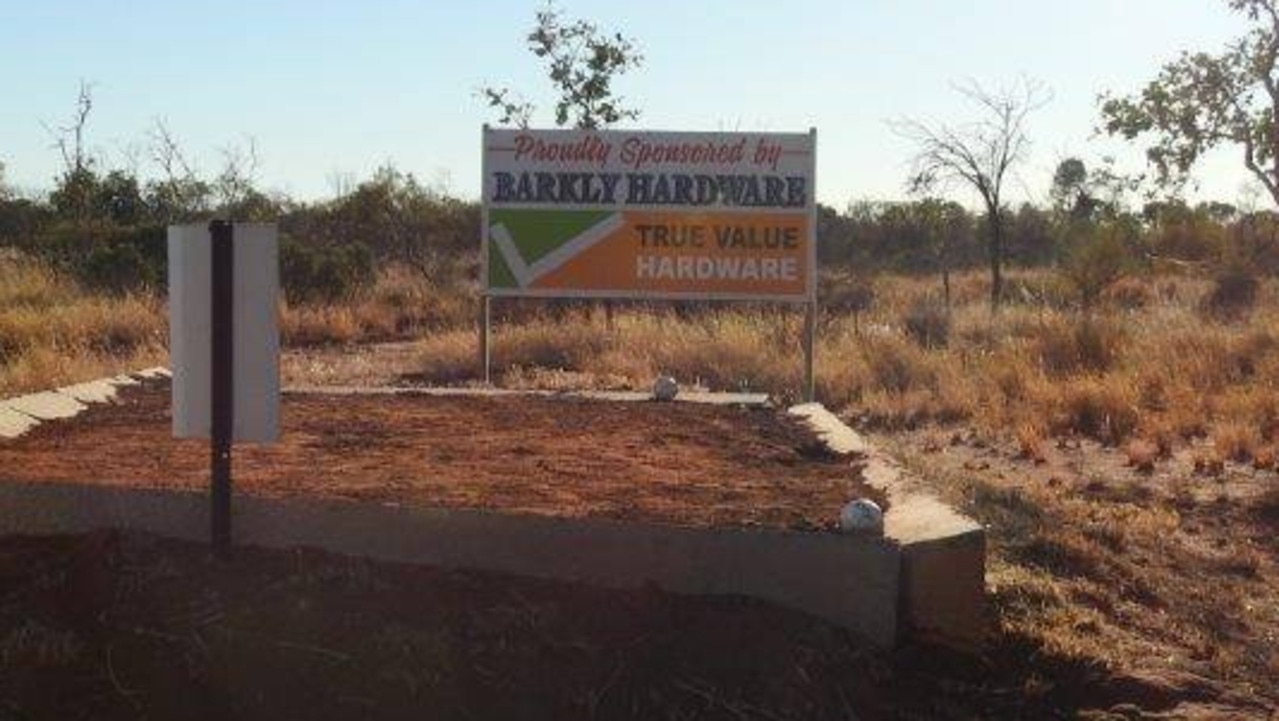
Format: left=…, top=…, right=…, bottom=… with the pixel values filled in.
left=0, top=381, right=882, bottom=531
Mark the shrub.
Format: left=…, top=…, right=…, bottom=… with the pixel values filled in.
left=280, top=235, right=375, bottom=303
left=863, top=335, right=936, bottom=394
left=1062, top=222, right=1137, bottom=308
left=80, top=241, right=153, bottom=294
left=31, top=223, right=166, bottom=294
left=902, top=297, right=950, bottom=348
left=1201, top=267, right=1258, bottom=320
left=821, top=273, right=875, bottom=333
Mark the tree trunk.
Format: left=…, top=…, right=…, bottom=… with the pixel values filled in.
left=987, top=205, right=1004, bottom=311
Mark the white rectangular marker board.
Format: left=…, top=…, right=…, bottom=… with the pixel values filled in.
left=168, top=223, right=280, bottom=443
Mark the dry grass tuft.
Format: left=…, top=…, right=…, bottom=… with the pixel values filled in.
left=1213, top=422, right=1260, bottom=463
left=1015, top=424, right=1047, bottom=464
left=1033, top=316, right=1125, bottom=378
left=1100, top=276, right=1153, bottom=310
left=280, top=265, right=473, bottom=347
left=1, top=257, right=166, bottom=397
left=1124, top=439, right=1159, bottom=473
left=1193, top=449, right=1226, bottom=477
left=1051, top=379, right=1139, bottom=446
left=1252, top=445, right=1276, bottom=470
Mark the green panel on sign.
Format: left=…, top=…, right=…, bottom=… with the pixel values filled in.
left=489, top=209, right=613, bottom=263
left=488, top=243, right=517, bottom=288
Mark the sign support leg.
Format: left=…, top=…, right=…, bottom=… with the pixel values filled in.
left=209, top=220, right=234, bottom=559
left=479, top=295, right=492, bottom=385
left=803, top=301, right=816, bottom=402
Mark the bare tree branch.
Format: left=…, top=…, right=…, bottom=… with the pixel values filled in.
left=893, top=77, right=1050, bottom=309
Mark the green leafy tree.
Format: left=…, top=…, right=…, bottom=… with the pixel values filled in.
left=894, top=78, right=1049, bottom=310
left=1100, top=0, right=1279, bottom=205
left=1050, top=158, right=1098, bottom=221
left=481, top=2, right=643, bottom=129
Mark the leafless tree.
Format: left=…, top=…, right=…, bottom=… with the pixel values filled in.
left=327, top=169, right=356, bottom=200
left=40, top=81, right=102, bottom=223
left=149, top=119, right=197, bottom=185
left=215, top=135, right=259, bottom=214
left=148, top=118, right=207, bottom=220
left=895, top=78, right=1049, bottom=309
left=43, top=80, right=95, bottom=176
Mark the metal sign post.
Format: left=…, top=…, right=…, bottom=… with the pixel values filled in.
left=479, top=295, right=492, bottom=384
left=803, top=301, right=816, bottom=402
left=170, top=221, right=279, bottom=559
left=803, top=126, right=818, bottom=403
left=209, top=220, right=234, bottom=558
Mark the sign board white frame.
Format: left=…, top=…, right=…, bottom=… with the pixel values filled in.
left=480, top=127, right=817, bottom=304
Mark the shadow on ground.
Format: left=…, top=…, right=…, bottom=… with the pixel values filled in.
left=1, top=531, right=1266, bottom=721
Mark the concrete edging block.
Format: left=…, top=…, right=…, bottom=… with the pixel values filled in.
left=0, top=406, right=41, bottom=439
left=5, top=391, right=86, bottom=421
left=0, top=368, right=156, bottom=439
left=788, top=403, right=987, bottom=648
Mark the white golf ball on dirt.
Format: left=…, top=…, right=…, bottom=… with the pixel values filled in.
left=839, top=498, right=884, bottom=534
left=652, top=375, right=679, bottom=402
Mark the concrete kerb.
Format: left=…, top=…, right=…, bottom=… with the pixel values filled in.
left=0, top=370, right=984, bottom=648
left=788, top=403, right=987, bottom=648
left=0, top=480, right=902, bottom=647
left=0, top=406, right=40, bottom=439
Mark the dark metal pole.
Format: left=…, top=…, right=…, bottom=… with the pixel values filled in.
left=209, top=220, right=234, bottom=558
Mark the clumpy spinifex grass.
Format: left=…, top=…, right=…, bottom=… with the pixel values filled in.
left=411, top=268, right=1279, bottom=457
left=0, top=257, right=167, bottom=397
left=0, top=258, right=474, bottom=398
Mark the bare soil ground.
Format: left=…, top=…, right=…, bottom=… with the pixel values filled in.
left=2, top=530, right=1273, bottom=721
left=0, top=380, right=881, bottom=531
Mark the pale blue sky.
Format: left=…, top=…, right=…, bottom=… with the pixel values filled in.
left=0, top=0, right=1257, bottom=208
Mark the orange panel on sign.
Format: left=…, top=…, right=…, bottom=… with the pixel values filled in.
left=533, top=212, right=809, bottom=297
